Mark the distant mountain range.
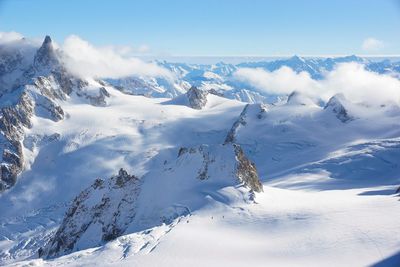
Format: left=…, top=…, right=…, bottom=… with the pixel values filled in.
left=109, top=54, right=400, bottom=103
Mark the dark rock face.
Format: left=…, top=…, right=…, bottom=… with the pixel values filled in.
left=186, top=86, right=208, bottom=109
left=225, top=104, right=250, bottom=144
left=77, top=87, right=110, bottom=107
left=208, top=88, right=224, bottom=97
left=177, top=143, right=263, bottom=193
left=33, top=36, right=59, bottom=70
left=40, top=169, right=141, bottom=259
left=324, top=94, right=354, bottom=123
left=0, top=92, right=34, bottom=190
left=233, top=144, right=263, bottom=193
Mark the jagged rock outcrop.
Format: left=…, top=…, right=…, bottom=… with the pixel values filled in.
left=324, top=94, right=354, bottom=123
left=162, top=85, right=210, bottom=109
left=33, top=36, right=59, bottom=70
left=77, top=86, right=110, bottom=107
left=208, top=88, right=224, bottom=97
left=40, top=169, right=141, bottom=259
left=225, top=103, right=267, bottom=144
left=177, top=144, right=263, bottom=193
left=186, top=86, right=208, bottom=109
left=233, top=144, right=263, bottom=193
left=225, top=104, right=250, bottom=144
left=0, top=92, right=34, bottom=190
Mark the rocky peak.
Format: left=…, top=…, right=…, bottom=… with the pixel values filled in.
left=33, top=35, right=59, bottom=69
left=186, top=86, right=208, bottom=109
left=324, top=94, right=354, bottom=123
left=177, top=144, right=263, bottom=193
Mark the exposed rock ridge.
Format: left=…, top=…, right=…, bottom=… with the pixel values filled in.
left=225, top=103, right=267, bottom=144
left=177, top=144, right=263, bottom=193
left=186, top=86, right=209, bottom=109
left=0, top=92, right=34, bottom=190
left=40, top=169, right=141, bottom=259
left=233, top=144, right=263, bottom=193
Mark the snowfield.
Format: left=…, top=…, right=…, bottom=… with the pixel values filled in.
left=0, top=36, right=400, bottom=267
left=6, top=186, right=400, bottom=267
left=2, top=89, right=400, bottom=267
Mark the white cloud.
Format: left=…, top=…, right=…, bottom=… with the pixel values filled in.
left=61, top=35, right=173, bottom=80
left=137, top=44, right=150, bottom=53
left=0, top=31, right=23, bottom=44
left=234, top=67, right=319, bottom=96
left=362, top=38, right=384, bottom=52
left=234, top=63, right=400, bottom=105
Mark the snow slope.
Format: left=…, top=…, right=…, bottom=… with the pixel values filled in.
left=2, top=90, right=399, bottom=267
left=10, top=185, right=400, bottom=267
left=0, top=36, right=399, bottom=266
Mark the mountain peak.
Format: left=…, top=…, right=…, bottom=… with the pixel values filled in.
left=43, top=35, right=52, bottom=45
left=186, top=86, right=209, bottom=109
left=289, top=55, right=305, bottom=62
left=33, top=35, right=59, bottom=69
left=324, top=94, right=354, bottom=123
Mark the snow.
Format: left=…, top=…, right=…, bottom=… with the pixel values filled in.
left=0, top=40, right=400, bottom=266
left=3, top=89, right=399, bottom=266
left=9, top=185, right=400, bottom=267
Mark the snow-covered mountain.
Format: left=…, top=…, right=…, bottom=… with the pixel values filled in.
left=0, top=35, right=399, bottom=267
left=0, top=36, right=115, bottom=191
left=107, top=55, right=400, bottom=105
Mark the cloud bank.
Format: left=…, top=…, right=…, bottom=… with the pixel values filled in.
left=362, top=37, right=384, bottom=52
left=234, top=63, right=400, bottom=105
left=0, top=31, right=23, bottom=44
left=62, top=35, right=173, bottom=80
left=0, top=32, right=172, bottom=80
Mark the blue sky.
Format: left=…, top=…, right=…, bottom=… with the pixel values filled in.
left=0, top=0, right=399, bottom=56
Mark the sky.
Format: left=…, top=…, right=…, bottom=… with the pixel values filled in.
left=0, top=0, right=399, bottom=56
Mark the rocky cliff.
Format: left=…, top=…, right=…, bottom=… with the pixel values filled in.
left=40, top=169, right=141, bottom=259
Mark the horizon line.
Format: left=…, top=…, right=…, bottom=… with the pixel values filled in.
left=138, top=54, right=400, bottom=58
